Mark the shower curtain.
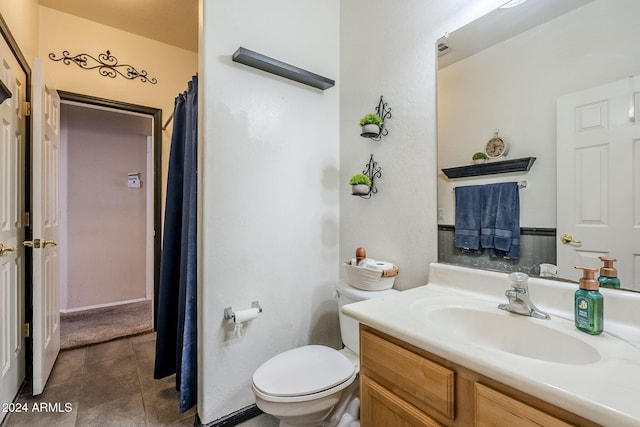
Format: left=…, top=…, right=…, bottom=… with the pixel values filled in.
left=154, top=75, right=198, bottom=413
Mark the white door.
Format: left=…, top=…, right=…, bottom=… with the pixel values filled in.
left=557, top=75, right=640, bottom=289
left=29, top=58, right=61, bottom=395
left=0, top=34, right=27, bottom=420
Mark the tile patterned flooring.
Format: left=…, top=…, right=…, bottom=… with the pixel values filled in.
left=3, top=333, right=196, bottom=426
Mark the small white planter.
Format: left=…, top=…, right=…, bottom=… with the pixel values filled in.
left=352, top=184, right=370, bottom=195
left=361, top=124, right=380, bottom=136
left=473, top=158, right=487, bottom=164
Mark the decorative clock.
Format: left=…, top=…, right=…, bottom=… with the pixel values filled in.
left=485, top=129, right=509, bottom=159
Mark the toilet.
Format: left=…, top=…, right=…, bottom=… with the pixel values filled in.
left=252, top=281, right=398, bottom=427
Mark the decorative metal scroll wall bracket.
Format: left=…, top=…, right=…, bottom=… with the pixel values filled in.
left=361, top=96, right=392, bottom=141
left=0, top=80, right=11, bottom=105
left=48, top=50, right=157, bottom=84
left=354, top=154, right=382, bottom=199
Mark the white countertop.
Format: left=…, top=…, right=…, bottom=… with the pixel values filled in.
left=341, top=263, right=640, bottom=427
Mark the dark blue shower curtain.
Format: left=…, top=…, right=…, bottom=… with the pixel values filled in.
left=154, top=75, right=198, bottom=413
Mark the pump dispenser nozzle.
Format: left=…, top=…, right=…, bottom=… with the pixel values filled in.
left=598, top=256, right=618, bottom=277
left=597, top=256, right=620, bottom=288
left=574, top=266, right=599, bottom=290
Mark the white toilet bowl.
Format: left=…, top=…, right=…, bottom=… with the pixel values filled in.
left=252, top=345, right=357, bottom=426
left=252, top=282, right=398, bottom=426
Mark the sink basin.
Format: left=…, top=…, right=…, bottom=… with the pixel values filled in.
left=411, top=299, right=601, bottom=365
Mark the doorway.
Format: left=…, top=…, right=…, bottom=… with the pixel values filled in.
left=57, top=92, right=162, bottom=348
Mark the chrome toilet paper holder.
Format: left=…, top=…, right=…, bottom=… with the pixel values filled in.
left=224, top=301, right=262, bottom=321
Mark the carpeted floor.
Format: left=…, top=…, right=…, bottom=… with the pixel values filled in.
left=60, top=300, right=153, bottom=350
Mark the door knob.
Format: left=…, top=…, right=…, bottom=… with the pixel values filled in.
left=0, top=243, right=16, bottom=256
left=560, top=233, right=582, bottom=245
left=23, top=239, right=57, bottom=249
left=42, top=239, right=57, bottom=248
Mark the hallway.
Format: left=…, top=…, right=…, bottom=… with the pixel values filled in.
left=3, top=333, right=195, bottom=426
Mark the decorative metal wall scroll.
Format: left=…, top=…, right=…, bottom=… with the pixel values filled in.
left=48, top=50, right=157, bottom=84
left=371, top=96, right=392, bottom=141
left=356, top=154, right=383, bottom=199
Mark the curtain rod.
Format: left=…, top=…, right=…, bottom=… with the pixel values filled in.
left=162, top=111, right=174, bottom=130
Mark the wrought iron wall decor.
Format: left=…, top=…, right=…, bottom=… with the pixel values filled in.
left=362, top=96, right=392, bottom=141
left=354, top=154, right=382, bottom=199
left=48, top=50, right=157, bottom=84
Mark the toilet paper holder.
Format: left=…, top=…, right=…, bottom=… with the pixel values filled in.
left=224, top=301, right=262, bottom=322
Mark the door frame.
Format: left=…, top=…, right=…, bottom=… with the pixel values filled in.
left=0, top=12, right=32, bottom=377
left=57, top=91, right=163, bottom=326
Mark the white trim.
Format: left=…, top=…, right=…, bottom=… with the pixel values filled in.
left=59, top=297, right=151, bottom=314
left=60, top=99, right=152, bottom=120
left=146, top=135, right=155, bottom=327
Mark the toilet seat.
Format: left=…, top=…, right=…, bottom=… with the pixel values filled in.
left=252, top=345, right=357, bottom=403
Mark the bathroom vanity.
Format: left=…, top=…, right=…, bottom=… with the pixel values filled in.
left=360, top=325, right=596, bottom=426
left=343, top=264, right=640, bottom=427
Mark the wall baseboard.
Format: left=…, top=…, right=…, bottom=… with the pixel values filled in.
left=59, top=297, right=150, bottom=314
left=195, top=405, right=263, bottom=427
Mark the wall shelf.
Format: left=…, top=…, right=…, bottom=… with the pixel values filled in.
left=441, top=157, right=536, bottom=179
left=232, top=47, right=335, bottom=90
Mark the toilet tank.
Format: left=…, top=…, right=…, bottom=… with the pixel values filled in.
left=336, top=281, right=398, bottom=354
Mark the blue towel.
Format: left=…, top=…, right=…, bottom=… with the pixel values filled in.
left=482, top=182, right=520, bottom=259
left=454, top=182, right=520, bottom=259
left=454, top=185, right=484, bottom=250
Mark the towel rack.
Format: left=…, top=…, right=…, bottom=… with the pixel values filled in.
left=453, top=181, right=527, bottom=191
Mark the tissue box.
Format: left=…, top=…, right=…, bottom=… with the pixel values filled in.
left=343, top=260, right=398, bottom=291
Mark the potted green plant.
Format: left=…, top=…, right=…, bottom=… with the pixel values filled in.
left=349, top=173, right=372, bottom=195
left=359, top=113, right=383, bottom=136
left=472, top=151, right=488, bottom=164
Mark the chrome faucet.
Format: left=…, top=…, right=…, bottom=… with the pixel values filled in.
left=498, top=272, right=550, bottom=320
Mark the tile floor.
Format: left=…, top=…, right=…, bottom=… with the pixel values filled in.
left=3, top=333, right=279, bottom=427
left=3, top=333, right=196, bottom=426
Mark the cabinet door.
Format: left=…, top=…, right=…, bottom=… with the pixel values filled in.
left=361, top=329, right=455, bottom=420
left=475, top=383, right=575, bottom=427
left=361, top=375, right=443, bottom=427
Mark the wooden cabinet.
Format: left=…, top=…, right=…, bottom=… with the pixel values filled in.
left=361, top=375, right=443, bottom=427
left=475, top=383, right=573, bottom=427
left=359, top=325, right=601, bottom=427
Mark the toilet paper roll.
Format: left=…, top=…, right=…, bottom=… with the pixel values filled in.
left=365, top=259, right=394, bottom=271
left=233, top=307, right=260, bottom=324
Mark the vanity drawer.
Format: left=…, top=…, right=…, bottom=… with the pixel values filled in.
left=360, top=328, right=455, bottom=420
left=361, top=375, right=443, bottom=427
left=475, top=383, right=574, bottom=427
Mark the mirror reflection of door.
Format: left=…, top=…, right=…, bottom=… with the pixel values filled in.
left=557, top=75, right=640, bottom=288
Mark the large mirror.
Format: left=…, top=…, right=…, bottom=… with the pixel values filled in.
left=437, top=0, right=640, bottom=292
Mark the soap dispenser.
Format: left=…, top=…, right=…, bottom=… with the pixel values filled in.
left=574, top=266, right=603, bottom=335
left=598, top=256, right=620, bottom=289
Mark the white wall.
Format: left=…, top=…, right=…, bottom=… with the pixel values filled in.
left=198, top=0, right=340, bottom=422
left=437, top=0, right=640, bottom=227
left=339, top=0, right=504, bottom=291
left=0, top=0, right=39, bottom=66
left=38, top=7, right=198, bottom=211
left=61, top=104, right=150, bottom=310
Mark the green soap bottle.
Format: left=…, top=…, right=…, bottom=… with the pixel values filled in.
left=574, top=266, right=603, bottom=335
left=598, top=256, right=621, bottom=289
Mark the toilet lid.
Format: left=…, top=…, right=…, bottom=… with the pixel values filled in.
left=253, top=345, right=356, bottom=397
